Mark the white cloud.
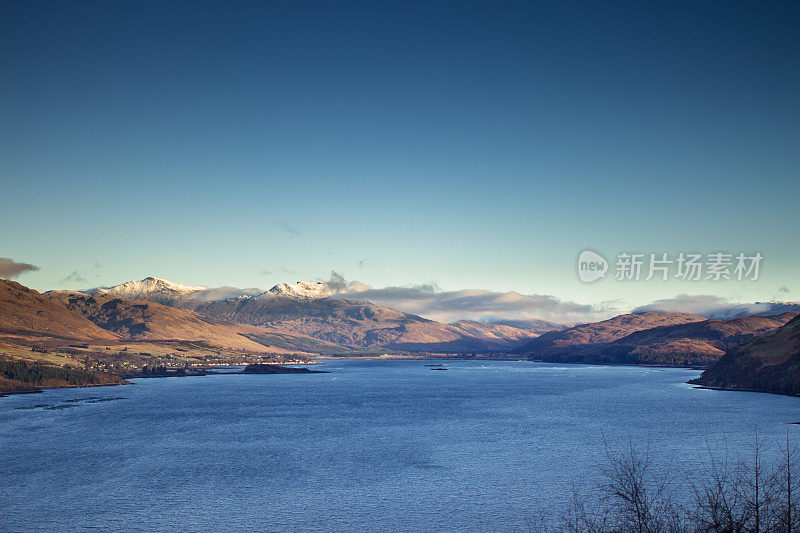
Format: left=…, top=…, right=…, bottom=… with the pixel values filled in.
left=632, top=294, right=800, bottom=319
left=327, top=278, right=612, bottom=324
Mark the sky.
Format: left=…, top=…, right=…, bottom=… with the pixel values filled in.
left=1, top=1, right=798, bottom=321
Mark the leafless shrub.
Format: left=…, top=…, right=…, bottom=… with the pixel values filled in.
left=772, top=430, right=800, bottom=533
left=692, top=439, right=749, bottom=532
left=532, top=430, right=800, bottom=533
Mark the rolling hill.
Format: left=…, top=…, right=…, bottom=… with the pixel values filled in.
left=600, top=312, right=798, bottom=366
left=0, top=280, right=119, bottom=340
left=690, top=314, right=800, bottom=395
left=46, top=291, right=278, bottom=351
left=487, top=318, right=565, bottom=334
left=511, top=312, right=707, bottom=361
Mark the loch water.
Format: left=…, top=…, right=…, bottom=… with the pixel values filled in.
left=2, top=359, right=800, bottom=532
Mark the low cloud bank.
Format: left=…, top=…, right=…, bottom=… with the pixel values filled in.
left=319, top=272, right=611, bottom=324
left=317, top=273, right=799, bottom=324
left=632, top=294, right=800, bottom=320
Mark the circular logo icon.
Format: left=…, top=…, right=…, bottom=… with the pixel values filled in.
left=577, top=250, right=608, bottom=283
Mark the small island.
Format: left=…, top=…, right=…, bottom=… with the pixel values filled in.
left=242, top=363, right=328, bottom=374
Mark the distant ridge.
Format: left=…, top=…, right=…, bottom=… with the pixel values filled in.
left=194, top=295, right=538, bottom=352
left=600, top=312, right=797, bottom=366
left=512, top=310, right=798, bottom=367
left=488, top=318, right=565, bottom=335
left=512, top=312, right=707, bottom=359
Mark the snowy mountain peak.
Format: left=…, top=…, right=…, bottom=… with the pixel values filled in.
left=267, top=281, right=336, bottom=299
left=95, top=277, right=207, bottom=299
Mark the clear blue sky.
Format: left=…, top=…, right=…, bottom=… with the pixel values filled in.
left=1, top=1, right=798, bottom=310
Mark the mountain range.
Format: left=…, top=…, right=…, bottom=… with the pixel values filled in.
left=90, top=277, right=263, bottom=307
left=0, top=279, right=344, bottom=361
left=2, top=276, right=799, bottom=391
left=91, top=277, right=544, bottom=352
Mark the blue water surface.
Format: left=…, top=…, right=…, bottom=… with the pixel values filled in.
left=2, top=359, right=799, bottom=532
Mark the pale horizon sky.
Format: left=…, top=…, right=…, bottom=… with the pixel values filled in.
left=1, top=1, right=798, bottom=318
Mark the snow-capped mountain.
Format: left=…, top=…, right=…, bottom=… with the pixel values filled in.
left=267, top=281, right=337, bottom=299
left=89, top=277, right=340, bottom=306
left=81, top=277, right=539, bottom=352
left=92, top=277, right=207, bottom=305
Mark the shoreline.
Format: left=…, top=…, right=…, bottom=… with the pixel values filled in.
left=0, top=360, right=329, bottom=397
left=0, top=380, right=132, bottom=398
left=0, top=358, right=719, bottom=399
left=687, top=381, right=800, bottom=398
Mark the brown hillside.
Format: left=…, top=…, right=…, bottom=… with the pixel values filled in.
left=0, top=280, right=118, bottom=340
left=45, top=291, right=302, bottom=352
left=690, top=314, right=800, bottom=395
left=512, top=312, right=706, bottom=358
left=602, top=312, right=798, bottom=366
